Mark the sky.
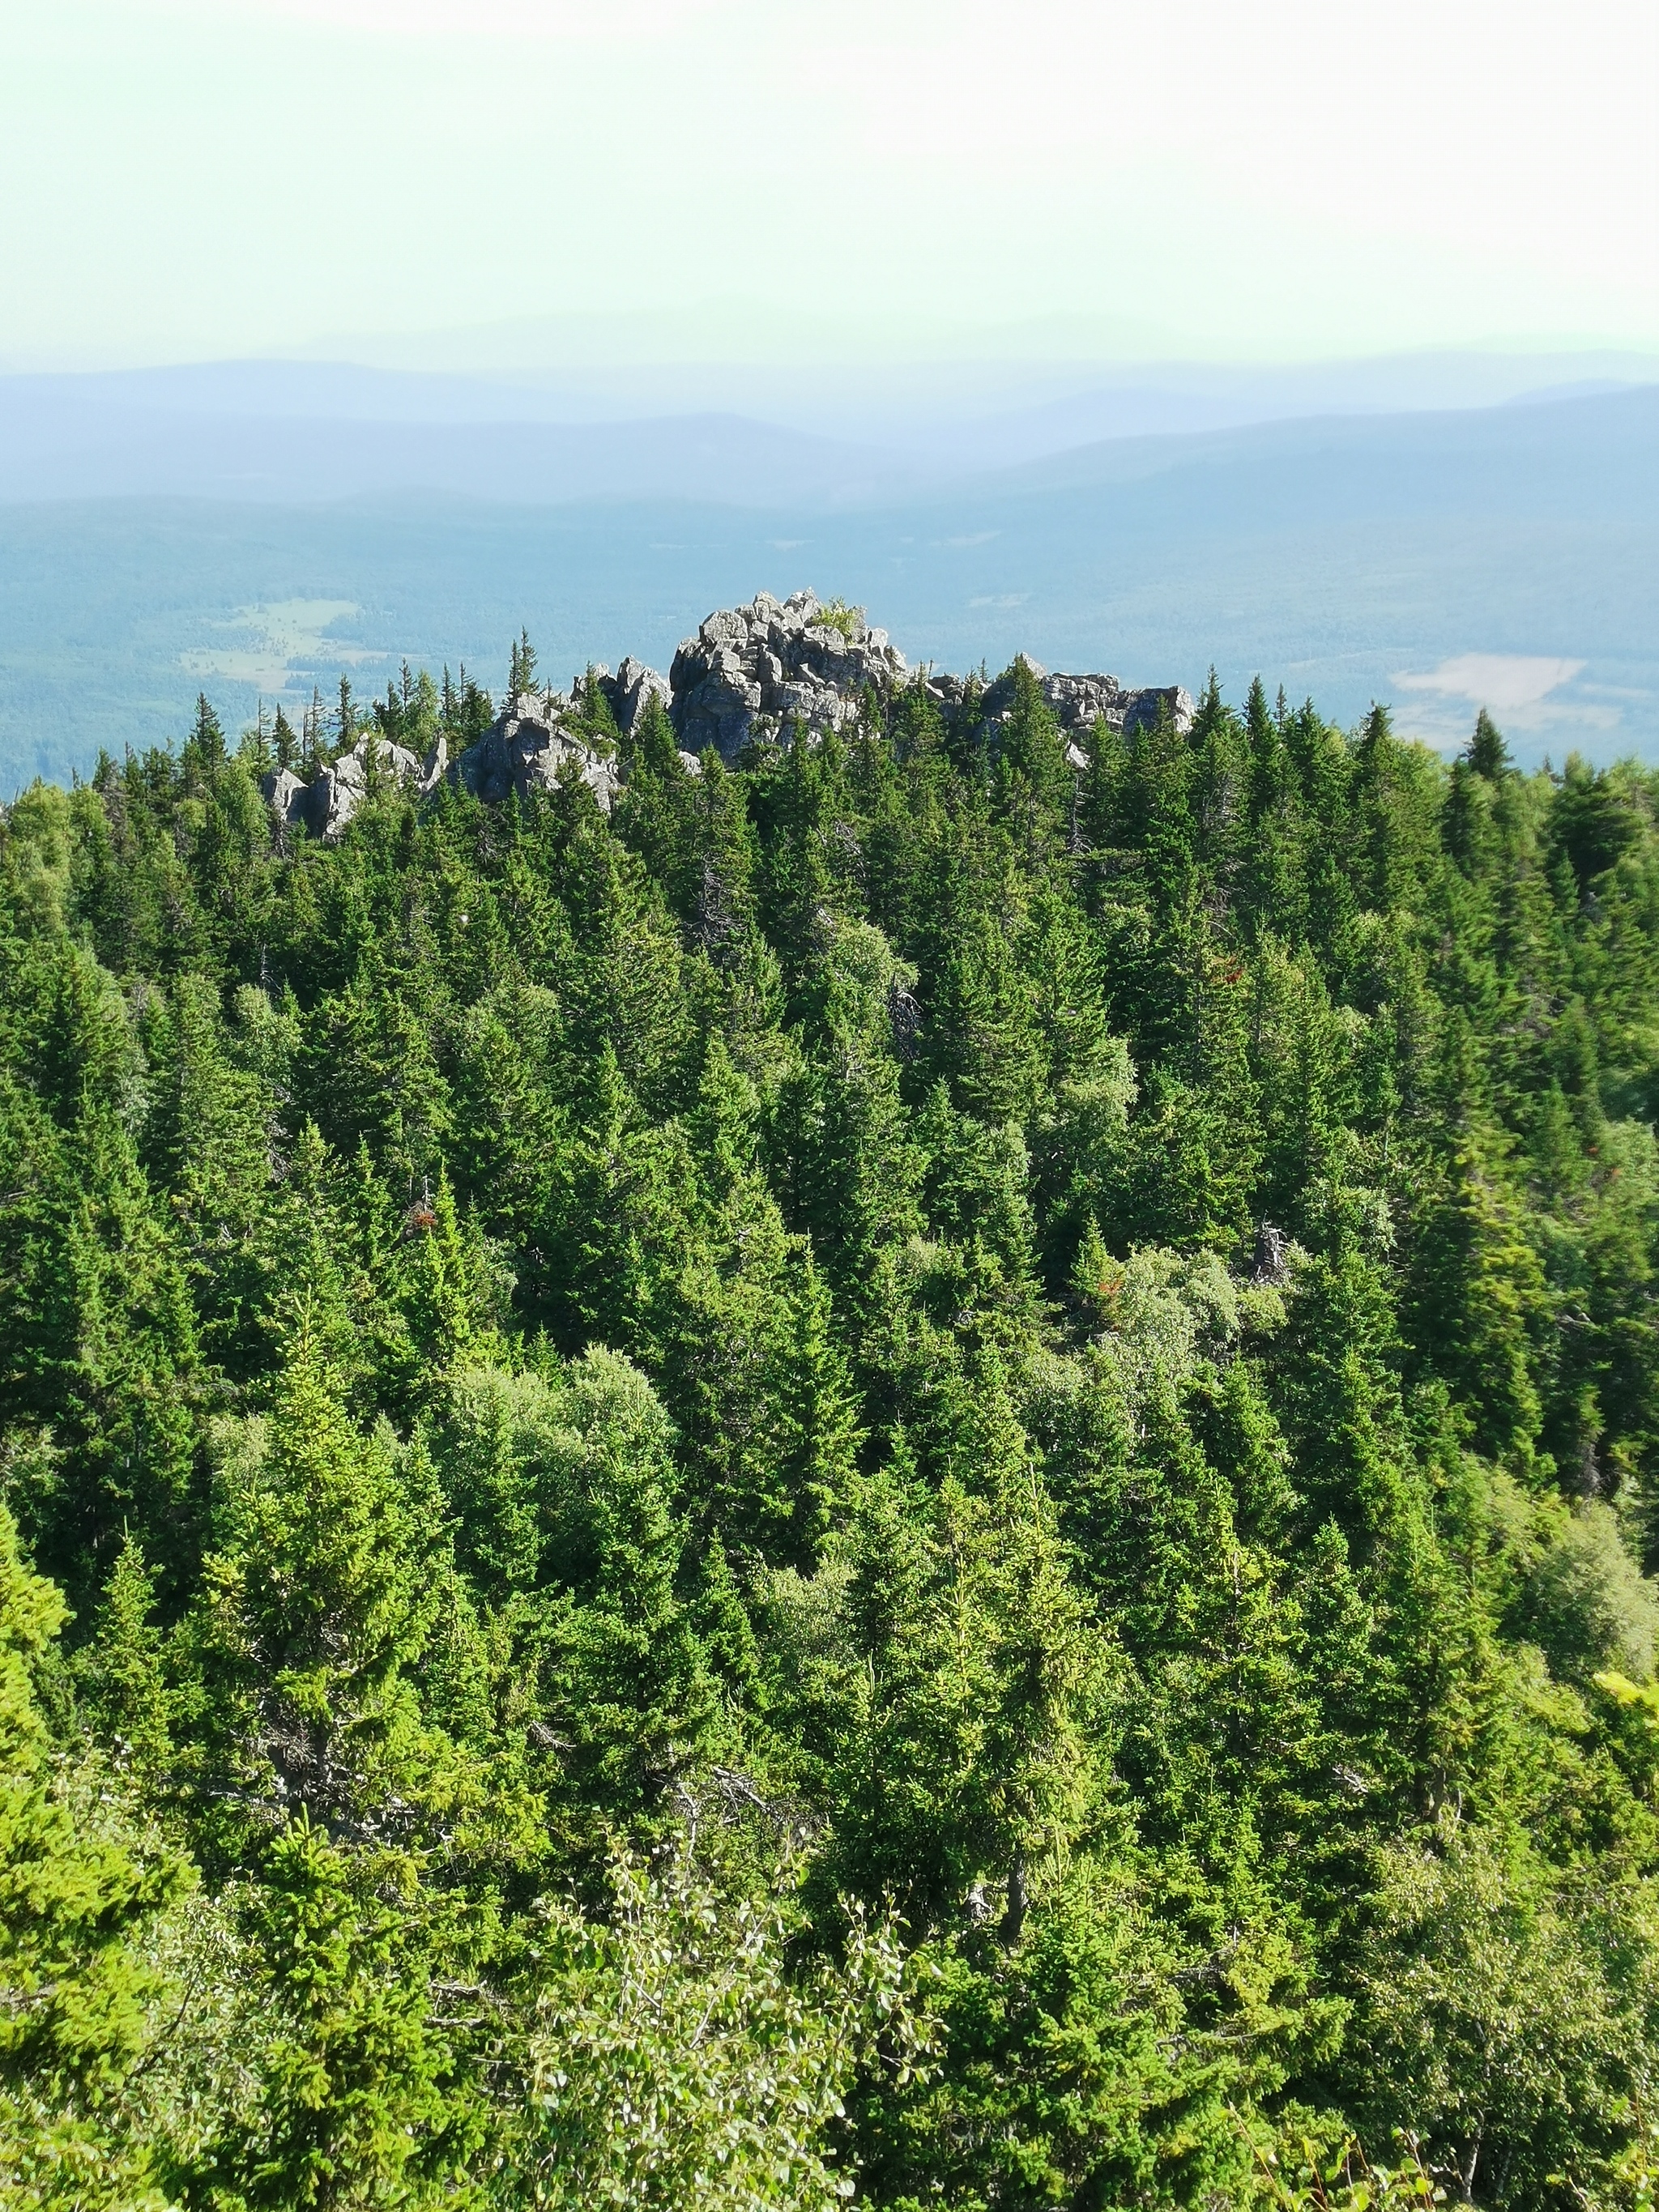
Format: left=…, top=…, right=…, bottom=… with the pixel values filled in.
left=2, top=0, right=1655, bottom=371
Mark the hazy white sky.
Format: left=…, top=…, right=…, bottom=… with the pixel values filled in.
left=2, top=0, right=1655, bottom=368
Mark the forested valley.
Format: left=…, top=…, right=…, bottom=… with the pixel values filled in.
left=11, top=643, right=1659, bottom=2210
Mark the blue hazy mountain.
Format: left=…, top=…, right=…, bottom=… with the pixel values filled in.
left=0, top=374, right=915, bottom=508
left=3, top=350, right=1653, bottom=498
left=0, top=378, right=1653, bottom=790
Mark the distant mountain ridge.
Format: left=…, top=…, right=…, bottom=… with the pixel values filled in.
left=0, top=386, right=916, bottom=509
left=2, top=352, right=1655, bottom=509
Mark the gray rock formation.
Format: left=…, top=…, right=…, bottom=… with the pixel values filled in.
left=262, top=731, right=445, bottom=840
left=255, top=600, right=1190, bottom=838
left=1037, top=671, right=1119, bottom=730
left=980, top=660, right=1196, bottom=739
left=261, top=766, right=306, bottom=823
left=1121, top=685, right=1196, bottom=737
left=918, top=671, right=968, bottom=712
left=305, top=737, right=418, bottom=838
left=595, top=655, right=672, bottom=737
left=669, top=590, right=908, bottom=761
left=454, top=693, right=618, bottom=813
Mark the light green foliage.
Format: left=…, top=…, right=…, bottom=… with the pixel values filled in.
left=808, top=598, right=865, bottom=642
left=531, top=1348, right=727, bottom=1820
left=825, top=1375, right=1108, bottom=1937
left=514, top=1850, right=914, bottom=2210
left=72, top=1530, right=173, bottom=1775
left=1243, top=2124, right=1450, bottom=2210
left=1519, top=1500, right=1659, bottom=1686
left=435, top=1359, right=571, bottom=1597
left=192, top=1330, right=452, bottom=1838
left=0, top=782, right=76, bottom=933
left=0, top=1503, right=182, bottom=2210
left=1350, top=1824, right=1658, bottom=2205
left=205, top=1817, right=454, bottom=2211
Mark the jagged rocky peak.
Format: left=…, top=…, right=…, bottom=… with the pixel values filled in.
left=262, top=729, right=446, bottom=840
left=670, top=589, right=909, bottom=761
left=262, top=685, right=621, bottom=842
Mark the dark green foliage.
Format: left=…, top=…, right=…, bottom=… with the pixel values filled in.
left=5, top=664, right=1659, bottom=2207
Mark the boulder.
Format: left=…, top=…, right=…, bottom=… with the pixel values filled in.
left=920, top=671, right=968, bottom=711
left=1041, top=672, right=1127, bottom=731
left=306, top=735, right=420, bottom=837
left=669, top=590, right=909, bottom=761
left=569, top=662, right=667, bottom=739
left=301, top=756, right=355, bottom=839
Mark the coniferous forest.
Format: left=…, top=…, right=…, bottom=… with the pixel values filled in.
left=11, top=641, right=1659, bottom=2210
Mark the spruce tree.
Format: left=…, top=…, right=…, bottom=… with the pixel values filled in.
left=0, top=1502, right=182, bottom=2203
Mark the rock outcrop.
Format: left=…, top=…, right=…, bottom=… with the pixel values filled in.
left=454, top=693, right=618, bottom=812
left=262, top=731, right=446, bottom=840
left=263, top=693, right=619, bottom=841
left=977, top=662, right=1196, bottom=739
left=595, top=656, right=672, bottom=738
left=1120, top=684, right=1196, bottom=737
left=261, top=765, right=306, bottom=822
left=256, top=598, right=1191, bottom=838
left=669, top=590, right=907, bottom=761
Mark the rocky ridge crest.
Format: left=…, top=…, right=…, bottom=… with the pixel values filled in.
left=261, top=591, right=1192, bottom=837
